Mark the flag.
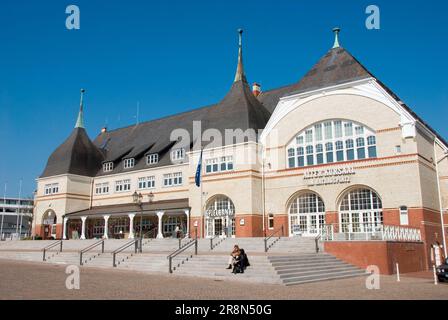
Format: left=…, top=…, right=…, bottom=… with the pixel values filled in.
left=195, top=149, right=203, bottom=187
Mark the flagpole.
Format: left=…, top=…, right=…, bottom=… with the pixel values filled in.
left=1, top=183, right=6, bottom=240
left=16, top=180, right=22, bottom=239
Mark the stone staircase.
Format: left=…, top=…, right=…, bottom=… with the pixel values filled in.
left=269, top=254, right=365, bottom=286
left=173, top=254, right=281, bottom=284
left=0, top=237, right=365, bottom=286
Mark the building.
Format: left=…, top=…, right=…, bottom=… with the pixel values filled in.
left=1, top=197, right=34, bottom=239
left=32, top=28, right=448, bottom=272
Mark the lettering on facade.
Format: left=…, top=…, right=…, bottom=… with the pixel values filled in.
left=205, top=209, right=235, bottom=218
left=303, top=167, right=355, bottom=186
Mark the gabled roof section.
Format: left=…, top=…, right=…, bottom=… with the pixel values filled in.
left=258, top=47, right=373, bottom=113
left=41, top=127, right=104, bottom=178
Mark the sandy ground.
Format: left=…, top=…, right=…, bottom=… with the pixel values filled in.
left=0, top=259, right=447, bottom=300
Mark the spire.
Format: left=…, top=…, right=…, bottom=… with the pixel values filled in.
left=332, top=27, right=341, bottom=49
left=75, top=89, right=85, bottom=129
left=233, top=28, right=247, bottom=83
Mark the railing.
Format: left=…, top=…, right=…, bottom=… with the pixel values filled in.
left=167, top=233, right=198, bottom=273
left=79, top=239, right=105, bottom=266
left=42, top=240, right=63, bottom=261
left=210, top=235, right=226, bottom=250
left=314, top=234, right=321, bottom=253
left=138, top=229, right=157, bottom=252
left=319, top=223, right=422, bottom=242
left=264, top=226, right=284, bottom=252
left=112, top=239, right=139, bottom=267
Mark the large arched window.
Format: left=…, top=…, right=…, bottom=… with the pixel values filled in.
left=287, top=120, right=377, bottom=168
left=339, top=188, right=383, bottom=233
left=288, top=193, right=325, bottom=236
left=205, top=195, right=235, bottom=238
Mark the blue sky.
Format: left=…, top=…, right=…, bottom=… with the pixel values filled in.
left=0, top=0, right=447, bottom=197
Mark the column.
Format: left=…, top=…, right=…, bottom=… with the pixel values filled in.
left=103, top=215, right=110, bottom=239
left=80, top=216, right=87, bottom=240
left=128, top=214, right=135, bottom=239
left=156, top=211, right=165, bottom=239
left=62, top=217, right=68, bottom=240
left=184, top=209, right=190, bottom=238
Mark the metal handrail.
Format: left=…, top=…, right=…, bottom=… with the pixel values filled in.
left=314, top=234, right=321, bottom=253
left=42, top=240, right=63, bottom=261
left=264, top=226, right=284, bottom=252
left=210, top=235, right=218, bottom=250
left=112, top=239, right=139, bottom=267
left=79, top=239, right=105, bottom=266
left=167, top=235, right=198, bottom=273
left=210, top=235, right=226, bottom=250
left=138, top=229, right=157, bottom=252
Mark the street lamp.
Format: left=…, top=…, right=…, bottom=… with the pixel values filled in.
left=132, top=191, right=143, bottom=251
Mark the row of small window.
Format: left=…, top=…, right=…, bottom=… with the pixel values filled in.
left=296, top=120, right=366, bottom=145
left=44, top=183, right=59, bottom=195
left=288, top=137, right=377, bottom=168
left=205, top=156, right=234, bottom=173
left=95, top=173, right=183, bottom=195
left=103, top=148, right=186, bottom=172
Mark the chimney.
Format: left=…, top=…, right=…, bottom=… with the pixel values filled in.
left=252, top=82, right=261, bottom=97
left=101, top=127, right=107, bottom=133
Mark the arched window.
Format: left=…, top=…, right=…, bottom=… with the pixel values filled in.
left=287, top=120, right=377, bottom=168
left=205, top=196, right=235, bottom=238
left=288, top=193, right=325, bottom=236
left=339, top=188, right=383, bottom=233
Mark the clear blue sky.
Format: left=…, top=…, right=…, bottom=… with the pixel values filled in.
left=1, top=0, right=447, bottom=197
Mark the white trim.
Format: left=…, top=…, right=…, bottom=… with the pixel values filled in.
left=260, top=78, right=418, bottom=143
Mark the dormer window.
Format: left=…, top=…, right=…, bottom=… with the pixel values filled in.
left=171, top=148, right=185, bottom=161
left=146, top=153, right=159, bottom=165
left=44, top=183, right=59, bottom=195
left=124, top=158, right=135, bottom=169
left=103, top=162, right=114, bottom=172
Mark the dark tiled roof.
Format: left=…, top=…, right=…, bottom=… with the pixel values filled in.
left=93, top=79, right=271, bottom=176
left=41, top=44, right=447, bottom=179
left=258, top=47, right=372, bottom=112
left=40, top=128, right=104, bottom=178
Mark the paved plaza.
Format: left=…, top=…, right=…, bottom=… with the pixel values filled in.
left=0, top=259, right=447, bottom=300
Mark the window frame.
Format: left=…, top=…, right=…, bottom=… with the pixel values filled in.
left=146, top=153, right=159, bottom=165
left=287, top=120, right=377, bottom=168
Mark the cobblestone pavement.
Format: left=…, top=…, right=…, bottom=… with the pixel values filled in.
left=0, top=260, right=447, bottom=300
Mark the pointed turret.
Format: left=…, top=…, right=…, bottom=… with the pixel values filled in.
left=75, top=89, right=85, bottom=128
left=41, top=90, right=104, bottom=178
left=203, top=29, right=271, bottom=144
left=233, top=29, right=248, bottom=83
left=258, top=28, right=374, bottom=112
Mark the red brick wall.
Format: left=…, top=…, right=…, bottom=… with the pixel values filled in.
left=235, top=215, right=263, bottom=237
left=273, top=214, right=288, bottom=236
left=324, top=241, right=426, bottom=274
left=189, top=217, right=203, bottom=238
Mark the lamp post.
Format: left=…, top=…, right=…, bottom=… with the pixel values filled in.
left=133, top=191, right=155, bottom=253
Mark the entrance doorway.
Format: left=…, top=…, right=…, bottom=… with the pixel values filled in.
left=205, top=195, right=236, bottom=238
left=289, top=193, right=325, bottom=237
left=42, top=210, right=57, bottom=239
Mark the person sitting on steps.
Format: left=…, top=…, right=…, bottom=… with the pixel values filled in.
left=226, top=245, right=240, bottom=269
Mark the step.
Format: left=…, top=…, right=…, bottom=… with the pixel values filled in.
left=279, top=266, right=360, bottom=279
left=282, top=269, right=366, bottom=285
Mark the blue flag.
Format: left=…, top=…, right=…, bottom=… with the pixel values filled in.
left=195, top=149, right=203, bottom=187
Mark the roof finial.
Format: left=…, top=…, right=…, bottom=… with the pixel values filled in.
left=234, top=28, right=247, bottom=83
left=332, top=27, right=341, bottom=49
left=75, top=89, right=85, bottom=129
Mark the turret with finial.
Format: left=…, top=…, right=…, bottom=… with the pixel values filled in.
left=332, top=27, right=341, bottom=49
left=75, top=88, right=86, bottom=129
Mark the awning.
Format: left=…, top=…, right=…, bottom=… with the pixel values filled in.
left=65, top=198, right=190, bottom=218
